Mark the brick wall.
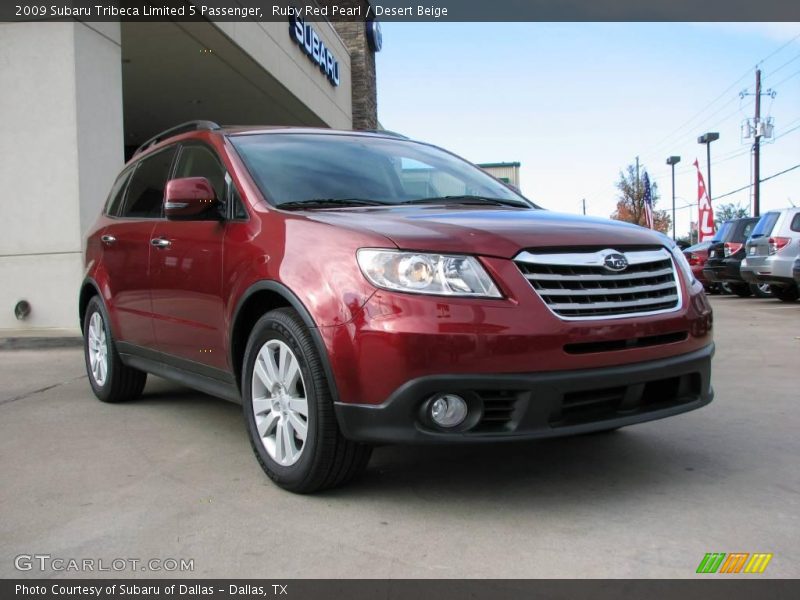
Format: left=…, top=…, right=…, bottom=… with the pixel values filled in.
left=331, top=13, right=378, bottom=130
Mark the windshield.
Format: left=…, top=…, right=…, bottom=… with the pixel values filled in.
left=230, top=133, right=534, bottom=208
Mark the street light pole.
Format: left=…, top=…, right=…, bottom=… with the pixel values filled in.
left=697, top=132, right=720, bottom=202
left=666, top=156, right=681, bottom=241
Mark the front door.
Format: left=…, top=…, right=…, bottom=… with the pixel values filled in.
left=149, top=143, right=228, bottom=371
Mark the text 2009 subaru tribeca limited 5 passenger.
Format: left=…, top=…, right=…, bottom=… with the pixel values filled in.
left=80, top=121, right=714, bottom=493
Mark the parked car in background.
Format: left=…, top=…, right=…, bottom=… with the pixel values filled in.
left=794, top=257, right=800, bottom=286
left=741, top=208, right=800, bottom=302
left=702, top=217, right=771, bottom=298
left=683, top=241, right=717, bottom=293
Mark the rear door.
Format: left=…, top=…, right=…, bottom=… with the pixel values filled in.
left=148, top=143, right=228, bottom=371
left=101, top=146, right=178, bottom=347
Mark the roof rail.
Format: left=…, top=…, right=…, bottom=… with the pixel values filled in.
left=133, top=120, right=221, bottom=157
left=361, top=129, right=409, bottom=140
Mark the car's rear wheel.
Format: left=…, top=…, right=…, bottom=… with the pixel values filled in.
left=242, top=308, right=372, bottom=493
left=750, top=283, right=773, bottom=298
left=83, top=296, right=147, bottom=403
left=770, top=284, right=799, bottom=302
left=730, top=283, right=752, bottom=298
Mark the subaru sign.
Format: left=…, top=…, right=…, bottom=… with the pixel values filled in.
left=289, top=16, right=340, bottom=87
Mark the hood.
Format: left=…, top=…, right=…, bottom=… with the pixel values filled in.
left=304, top=205, right=671, bottom=258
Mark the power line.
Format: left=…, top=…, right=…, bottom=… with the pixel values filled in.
left=761, top=50, right=800, bottom=81
left=713, top=163, right=800, bottom=201
left=756, top=32, right=800, bottom=68
left=768, top=67, right=800, bottom=89
left=637, top=32, right=800, bottom=163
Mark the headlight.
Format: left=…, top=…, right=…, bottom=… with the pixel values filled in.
left=670, top=245, right=697, bottom=285
left=357, top=249, right=502, bottom=297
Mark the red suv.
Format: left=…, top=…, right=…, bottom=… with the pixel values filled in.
left=81, top=121, right=714, bottom=493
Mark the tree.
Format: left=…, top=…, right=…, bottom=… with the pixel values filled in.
left=714, top=202, right=749, bottom=228
left=610, top=163, right=671, bottom=234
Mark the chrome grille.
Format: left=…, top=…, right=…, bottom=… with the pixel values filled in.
left=514, top=248, right=682, bottom=319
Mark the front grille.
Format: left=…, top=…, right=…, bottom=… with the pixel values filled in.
left=515, top=248, right=681, bottom=319
left=549, top=373, right=700, bottom=427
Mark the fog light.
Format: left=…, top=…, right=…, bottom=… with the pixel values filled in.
left=429, top=394, right=468, bottom=428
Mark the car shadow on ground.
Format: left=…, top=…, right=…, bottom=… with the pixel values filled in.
left=328, top=429, right=715, bottom=508
left=134, top=377, right=720, bottom=510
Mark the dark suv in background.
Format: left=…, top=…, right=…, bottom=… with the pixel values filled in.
left=703, top=217, right=771, bottom=298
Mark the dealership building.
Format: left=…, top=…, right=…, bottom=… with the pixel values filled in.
left=0, top=13, right=379, bottom=331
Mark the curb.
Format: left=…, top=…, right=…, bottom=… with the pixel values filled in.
left=0, top=337, right=83, bottom=350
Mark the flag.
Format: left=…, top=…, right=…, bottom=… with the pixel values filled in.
left=642, top=172, right=654, bottom=229
left=693, top=159, right=716, bottom=242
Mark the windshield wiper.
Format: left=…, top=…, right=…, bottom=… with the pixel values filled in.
left=399, top=195, right=531, bottom=208
left=277, top=198, right=391, bottom=210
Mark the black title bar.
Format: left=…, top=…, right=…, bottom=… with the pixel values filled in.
left=2, top=0, right=800, bottom=22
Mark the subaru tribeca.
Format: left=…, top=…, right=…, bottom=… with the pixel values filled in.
left=80, top=122, right=714, bottom=493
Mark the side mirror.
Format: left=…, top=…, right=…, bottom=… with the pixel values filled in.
left=164, top=177, right=221, bottom=220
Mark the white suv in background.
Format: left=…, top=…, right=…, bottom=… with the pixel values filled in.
left=741, top=207, right=800, bottom=302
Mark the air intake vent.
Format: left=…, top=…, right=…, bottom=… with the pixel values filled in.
left=515, top=248, right=681, bottom=320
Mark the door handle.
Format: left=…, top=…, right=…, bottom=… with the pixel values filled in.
left=100, top=234, right=116, bottom=245
left=150, top=237, right=172, bottom=249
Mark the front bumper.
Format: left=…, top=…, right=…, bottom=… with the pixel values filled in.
left=335, top=344, right=714, bottom=444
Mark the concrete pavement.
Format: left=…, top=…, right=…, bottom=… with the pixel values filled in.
left=1, top=296, right=798, bottom=578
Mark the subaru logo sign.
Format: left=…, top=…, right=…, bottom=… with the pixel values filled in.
left=602, top=251, right=629, bottom=272
left=289, top=16, right=340, bottom=86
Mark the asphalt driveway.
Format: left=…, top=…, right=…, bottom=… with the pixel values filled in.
left=1, top=296, right=798, bottom=578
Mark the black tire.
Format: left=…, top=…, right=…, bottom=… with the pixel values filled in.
left=770, top=284, right=799, bottom=302
left=83, top=296, right=147, bottom=403
left=750, top=283, right=773, bottom=298
left=730, top=283, right=752, bottom=298
left=242, top=308, right=372, bottom=493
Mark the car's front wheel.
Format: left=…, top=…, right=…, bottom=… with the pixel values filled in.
left=83, top=296, right=147, bottom=402
left=242, top=308, right=372, bottom=493
left=751, top=283, right=774, bottom=298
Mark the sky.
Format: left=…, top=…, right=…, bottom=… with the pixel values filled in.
left=375, top=22, right=800, bottom=239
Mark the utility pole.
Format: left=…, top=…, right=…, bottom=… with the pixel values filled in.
left=754, top=68, right=761, bottom=217
left=635, top=156, right=640, bottom=222
left=741, top=69, right=775, bottom=217
left=666, top=156, right=681, bottom=241
left=582, top=198, right=586, bottom=215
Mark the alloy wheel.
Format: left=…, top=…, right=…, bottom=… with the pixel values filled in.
left=250, top=340, right=309, bottom=466
left=87, top=312, right=108, bottom=386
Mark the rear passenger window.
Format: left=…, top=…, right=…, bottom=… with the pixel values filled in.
left=751, top=212, right=780, bottom=237
left=121, top=146, right=178, bottom=218
left=742, top=222, right=755, bottom=239
left=791, top=213, right=800, bottom=232
left=105, top=169, right=133, bottom=216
